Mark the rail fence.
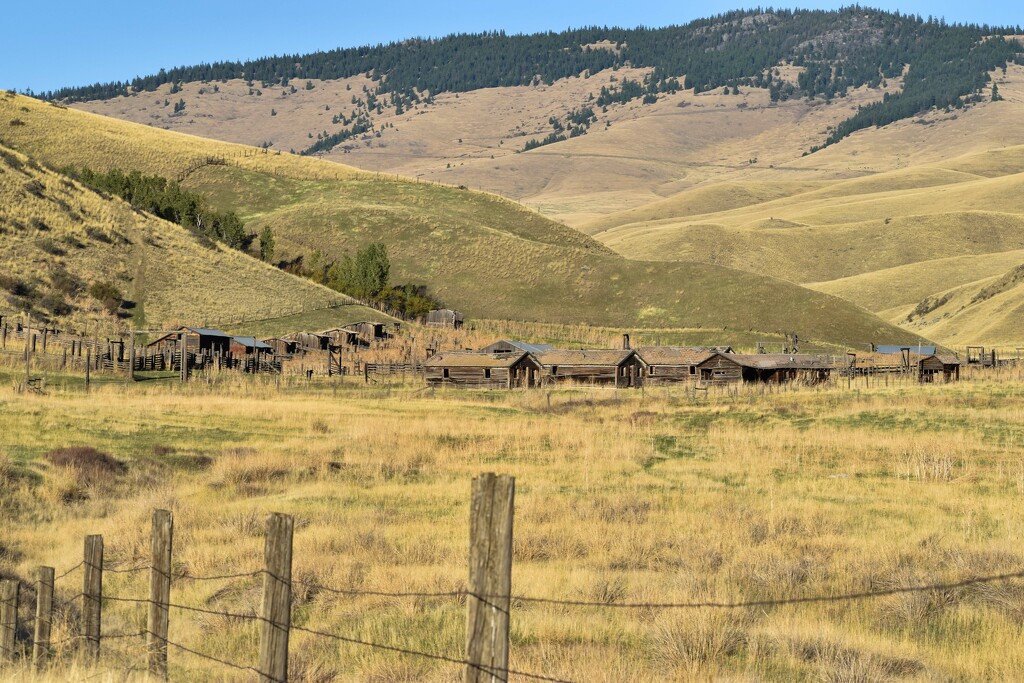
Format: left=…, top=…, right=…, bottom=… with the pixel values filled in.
left=3, top=473, right=1024, bottom=681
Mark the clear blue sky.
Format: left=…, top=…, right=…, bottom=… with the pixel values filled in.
left=2, top=1, right=1020, bottom=93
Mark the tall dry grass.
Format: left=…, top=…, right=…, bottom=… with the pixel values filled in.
left=1, top=370, right=1024, bottom=680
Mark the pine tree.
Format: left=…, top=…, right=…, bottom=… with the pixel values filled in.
left=259, top=226, right=275, bottom=262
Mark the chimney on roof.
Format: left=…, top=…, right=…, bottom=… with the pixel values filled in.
left=622, top=333, right=631, bottom=350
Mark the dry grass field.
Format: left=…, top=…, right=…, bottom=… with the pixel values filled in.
left=3, top=371, right=1024, bottom=681
left=0, top=92, right=920, bottom=347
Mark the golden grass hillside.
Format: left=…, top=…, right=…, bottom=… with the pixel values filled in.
left=0, top=92, right=925, bottom=347
left=3, top=373, right=1024, bottom=680
left=0, top=141, right=379, bottom=330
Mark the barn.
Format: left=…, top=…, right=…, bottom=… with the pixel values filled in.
left=534, top=349, right=642, bottom=387
left=479, top=340, right=556, bottom=355
left=426, top=309, right=464, bottom=329
left=636, top=347, right=719, bottom=384
left=147, top=327, right=232, bottom=355
left=424, top=351, right=541, bottom=388
left=918, top=353, right=961, bottom=382
left=230, top=336, right=274, bottom=355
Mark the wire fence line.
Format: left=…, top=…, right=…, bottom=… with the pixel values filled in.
left=7, top=492, right=1024, bottom=682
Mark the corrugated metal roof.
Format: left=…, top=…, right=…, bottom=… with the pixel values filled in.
left=424, top=352, right=527, bottom=368
left=484, top=340, right=556, bottom=354
left=728, top=354, right=835, bottom=370
left=636, top=347, right=717, bottom=366
left=535, top=349, right=634, bottom=367
left=232, top=336, right=273, bottom=350
left=184, top=327, right=232, bottom=338
left=877, top=345, right=937, bottom=355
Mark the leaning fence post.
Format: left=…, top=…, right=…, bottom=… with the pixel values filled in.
left=259, top=513, right=293, bottom=683
left=83, top=534, right=103, bottom=660
left=148, top=509, right=173, bottom=678
left=465, top=473, right=515, bottom=683
left=33, top=567, right=54, bottom=670
left=0, top=579, right=18, bottom=664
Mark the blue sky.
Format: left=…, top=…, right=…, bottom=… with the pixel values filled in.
left=2, top=1, right=1020, bottom=93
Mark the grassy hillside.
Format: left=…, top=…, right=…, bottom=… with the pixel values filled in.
left=0, top=139, right=379, bottom=330
left=0, top=93, right=926, bottom=347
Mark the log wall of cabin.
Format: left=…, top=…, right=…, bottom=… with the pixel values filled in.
left=696, top=356, right=743, bottom=384
left=426, top=366, right=511, bottom=388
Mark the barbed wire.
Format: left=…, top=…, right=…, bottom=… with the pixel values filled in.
left=157, top=632, right=264, bottom=678
left=290, top=623, right=575, bottom=683
left=103, top=564, right=151, bottom=574
left=54, top=561, right=84, bottom=581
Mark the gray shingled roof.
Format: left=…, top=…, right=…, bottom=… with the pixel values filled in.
left=424, top=351, right=528, bottom=368
left=535, top=349, right=634, bottom=367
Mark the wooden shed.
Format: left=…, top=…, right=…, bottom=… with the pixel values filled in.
left=694, top=353, right=745, bottom=384
left=918, top=353, right=961, bottom=383
left=348, top=321, right=389, bottom=340
left=426, top=309, right=464, bottom=329
left=230, top=336, right=274, bottom=355
left=289, top=332, right=331, bottom=352
left=424, top=351, right=541, bottom=388
left=320, top=327, right=362, bottom=347
left=147, top=327, right=232, bottom=355
left=729, top=354, right=834, bottom=384
left=635, top=347, right=718, bottom=384
left=262, top=338, right=298, bottom=356
left=479, top=340, right=556, bottom=355
left=534, top=349, right=642, bottom=387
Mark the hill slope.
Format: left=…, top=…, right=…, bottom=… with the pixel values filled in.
left=0, top=139, right=378, bottom=330
left=0, top=93, right=925, bottom=347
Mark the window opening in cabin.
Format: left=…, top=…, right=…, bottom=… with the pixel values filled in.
left=689, top=366, right=696, bottom=375
left=443, top=368, right=450, bottom=378
left=552, top=366, right=558, bottom=375
left=484, top=368, right=491, bottom=379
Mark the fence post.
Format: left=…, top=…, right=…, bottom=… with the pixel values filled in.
left=148, top=509, right=173, bottom=678
left=179, top=332, right=188, bottom=383
left=465, top=473, right=515, bottom=683
left=83, top=534, right=103, bottom=660
left=259, top=513, right=293, bottom=683
left=129, top=329, right=136, bottom=383
left=33, top=567, right=54, bottom=670
left=0, top=579, right=18, bottom=664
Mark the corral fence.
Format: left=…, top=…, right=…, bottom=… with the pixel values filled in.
left=3, top=473, right=1024, bottom=682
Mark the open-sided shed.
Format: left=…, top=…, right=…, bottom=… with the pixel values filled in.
left=230, top=336, right=274, bottom=355
left=534, top=349, right=642, bottom=387
left=424, top=351, right=541, bottom=388
left=262, top=338, right=298, bottom=356
left=147, top=327, right=232, bottom=355
left=729, top=354, right=834, bottom=384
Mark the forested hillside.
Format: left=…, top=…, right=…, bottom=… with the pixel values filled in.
left=45, top=8, right=1021, bottom=154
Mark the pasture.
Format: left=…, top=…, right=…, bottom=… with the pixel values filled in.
left=2, top=371, right=1024, bottom=680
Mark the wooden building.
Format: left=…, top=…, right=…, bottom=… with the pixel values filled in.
left=636, top=347, right=719, bottom=384
left=918, top=353, right=961, bottom=382
left=534, top=349, right=642, bottom=387
left=147, top=327, right=232, bottom=354
left=424, top=351, right=541, bottom=388
left=479, top=340, right=555, bottom=355
left=426, top=309, right=464, bottom=329
left=729, top=354, right=834, bottom=384
left=320, top=327, right=362, bottom=347
left=230, top=336, right=274, bottom=355
left=289, top=332, right=331, bottom=352
left=348, top=321, right=389, bottom=341
left=262, top=338, right=298, bottom=356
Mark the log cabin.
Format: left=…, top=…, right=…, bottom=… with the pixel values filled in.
left=636, top=347, right=718, bottom=384
left=424, top=351, right=541, bottom=388
left=534, top=349, right=642, bottom=387
left=918, top=353, right=961, bottom=382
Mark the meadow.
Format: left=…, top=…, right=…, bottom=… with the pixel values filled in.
left=3, top=370, right=1024, bottom=681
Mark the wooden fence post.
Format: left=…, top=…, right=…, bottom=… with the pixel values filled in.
left=148, top=509, right=173, bottom=678
left=0, top=579, right=18, bottom=664
left=85, top=348, right=91, bottom=391
left=33, top=567, right=54, bottom=670
left=83, top=534, right=103, bottom=660
left=128, top=329, right=136, bottom=383
left=259, top=513, right=293, bottom=683
left=465, top=473, right=515, bottom=683
left=179, top=333, right=188, bottom=383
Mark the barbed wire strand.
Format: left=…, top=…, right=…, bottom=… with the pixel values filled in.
left=158, top=633, right=264, bottom=678
left=290, top=623, right=575, bottom=683
left=54, top=561, right=84, bottom=582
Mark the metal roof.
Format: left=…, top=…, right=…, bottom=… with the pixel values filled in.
left=535, top=349, right=635, bottom=367
left=232, top=336, right=273, bottom=350
left=424, top=351, right=528, bottom=368
left=484, top=340, right=556, bottom=354
left=183, top=327, right=232, bottom=338
left=877, top=345, right=937, bottom=355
